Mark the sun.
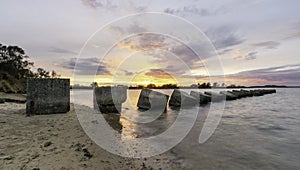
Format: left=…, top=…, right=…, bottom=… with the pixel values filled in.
left=141, top=80, right=152, bottom=85
left=129, top=69, right=178, bottom=86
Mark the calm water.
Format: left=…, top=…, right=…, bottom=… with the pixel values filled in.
left=71, top=88, right=300, bottom=169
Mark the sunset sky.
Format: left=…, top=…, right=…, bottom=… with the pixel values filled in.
left=1, top=0, right=300, bottom=86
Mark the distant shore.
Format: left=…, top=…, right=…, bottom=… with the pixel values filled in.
left=71, top=85, right=299, bottom=90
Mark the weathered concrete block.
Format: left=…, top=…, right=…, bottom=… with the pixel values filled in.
left=204, top=91, right=225, bottom=102
left=26, top=78, right=70, bottom=115
left=261, top=89, right=276, bottom=94
left=137, top=88, right=169, bottom=111
left=249, top=90, right=260, bottom=96
left=190, top=91, right=211, bottom=105
left=230, top=90, right=247, bottom=98
left=93, top=86, right=127, bottom=113
left=169, top=89, right=197, bottom=107
left=240, top=90, right=253, bottom=97
left=220, top=91, right=238, bottom=100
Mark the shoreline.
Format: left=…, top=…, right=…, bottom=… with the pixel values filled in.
left=0, top=102, right=182, bottom=170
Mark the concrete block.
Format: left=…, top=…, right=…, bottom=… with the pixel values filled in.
left=93, top=86, right=127, bottom=113
left=169, top=89, right=197, bottom=107
left=26, top=78, right=70, bottom=115
left=137, top=88, right=169, bottom=111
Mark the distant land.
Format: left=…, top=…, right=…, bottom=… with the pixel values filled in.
left=71, top=84, right=300, bottom=90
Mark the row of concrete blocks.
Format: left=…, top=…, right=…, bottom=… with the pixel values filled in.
left=25, top=78, right=276, bottom=114
left=94, top=87, right=276, bottom=113
left=136, top=88, right=276, bottom=111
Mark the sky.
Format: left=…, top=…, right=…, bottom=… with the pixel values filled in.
left=1, top=0, right=300, bottom=86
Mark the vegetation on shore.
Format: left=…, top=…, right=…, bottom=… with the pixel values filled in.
left=71, top=82, right=286, bottom=90
left=0, top=43, right=60, bottom=93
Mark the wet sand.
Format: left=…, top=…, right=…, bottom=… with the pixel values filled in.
left=0, top=100, right=182, bottom=169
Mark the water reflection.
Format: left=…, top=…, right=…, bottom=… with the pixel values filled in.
left=102, top=108, right=178, bottom=139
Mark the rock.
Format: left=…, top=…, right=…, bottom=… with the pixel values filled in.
left=190, top=91, right=211, bottom=105
left=94, top=86, right=127, bottom=113
left=32, top=168, right=40, bottom=170
left=43, top=141, right=52, bottom=147
left=0, top=98, right=5, bottom=103
left=169, top=89, right=197, bottom=107
left=0, top=155, right=14, bottom=160
left=137, top=88, right=169, bottom=111
left=204, top=91, right=225, bottom=102
left=220, top=91, right=238, bottom=100
left=82, top=148, right=93, bottom=158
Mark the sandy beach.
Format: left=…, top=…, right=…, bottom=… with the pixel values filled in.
left=0, top=95, right=182, bottom=170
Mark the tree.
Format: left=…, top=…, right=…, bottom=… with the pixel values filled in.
left=190, top=84, right=198, bottom=88
left=146, top=83, right=156, bottom=88
left=35, top=68, right=50, bottom=78
left=0, top=43, right=61, bottom=93
left=212, top=82, right=218, bottom=88
left=91, top=82, right=98, bottom=87
left=51, top=70, right=60, bottom=78
left=0, top=44, right=34, bottom=78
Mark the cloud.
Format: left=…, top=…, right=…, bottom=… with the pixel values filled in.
left=81, top=0, right=116, bottom=9
left=81, top=0, right=146, bottom=12
left=283, top=22, right=300, bottom=40
left=205, top=26, right=245, bottom=49
left=227, top=63, right=300, bottom=85
left=164, top=6, right=214, bottom=17
left=218, top=48, right=233, bottom=55
left=59, top=57, right=111, bottom=75
left=233, top=51, right=258, bottom=60
left=144, top=69, right=175, bottom=79
left=81, top=0, right=102, bottom=9
left=108, top=24, right=147, bottom=35
left=122, top=70, right=134, bottom=76
left=244, top=51, right=258, bottom=60
left=48, top=47, right=77, bottom=55
left=252, top=41, right=280, bottom=49
left=118, top=33, right=166, bottom=51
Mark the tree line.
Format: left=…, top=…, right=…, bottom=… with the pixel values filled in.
left=89, top=82, right=245, bottom=89
left=0, top=43, right=60, bottom=93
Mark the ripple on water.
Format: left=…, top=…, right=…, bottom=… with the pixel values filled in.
left=255, top=124, right=288, bottom=131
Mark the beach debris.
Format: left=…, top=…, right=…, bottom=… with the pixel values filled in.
left=26, top=78, right=70, bottom=115
left=137, top=88, right=169, bottom=111
left=82, top=148, right=93, bottom=158
left=70, top=142, right=85, bottom=151
left=190, top=91, right=211, bottom=105
left=43, top=141, right=52, bottom=147
left=141, top=162, right=147, bottom=170
left=169, top=89, right=198, bottom=107
left=93, top=86, right=127, bottom=113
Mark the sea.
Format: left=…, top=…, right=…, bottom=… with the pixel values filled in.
left=71, top=88, right=300, bottom=169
